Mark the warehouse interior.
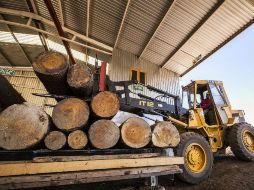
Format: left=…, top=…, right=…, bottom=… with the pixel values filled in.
left=0, top=0, right=254, bottom=189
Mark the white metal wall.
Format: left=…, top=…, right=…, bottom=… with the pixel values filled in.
left=2, top=68, right=56, bottom=115
left=109, top=49, right=180, bottom=104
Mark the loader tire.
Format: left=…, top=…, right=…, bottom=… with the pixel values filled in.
left=228, top=123, right=254, bottom=161
left=174, top=132, right=213, bottom=184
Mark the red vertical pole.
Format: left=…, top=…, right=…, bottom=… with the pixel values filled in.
left=99, top=62, right=107, bottom=92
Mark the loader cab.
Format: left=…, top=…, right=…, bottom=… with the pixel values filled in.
left=182, top=80, right=234, bottom=127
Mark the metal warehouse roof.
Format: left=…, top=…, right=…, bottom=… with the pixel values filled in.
left=0, top=0, right=254, bottom=76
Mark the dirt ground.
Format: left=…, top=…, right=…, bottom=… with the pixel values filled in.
left=37, top=155, right=254, bottom=190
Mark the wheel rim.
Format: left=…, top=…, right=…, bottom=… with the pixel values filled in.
left=185, top=143, right=207, bottom=173
left=243, top=130, right=254, bottom=153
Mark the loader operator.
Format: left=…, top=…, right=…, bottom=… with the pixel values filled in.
left=201, top=92, right=213, bottom=124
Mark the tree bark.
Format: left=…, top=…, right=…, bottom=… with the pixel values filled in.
left=67, top=63, right=93, bottom=97
left=120, top=117, right=151, bottom=149
left=0, top=74, right=25, bottom=110
left=52, top=98, right=90, bottom=132
left=32, top=51, right=71, bottom=96
left=67, top=130, right=88, bottom=149
left=0, top=102, right=50, bottom=150
left=91, top=91, right=120, bottom=118
left=88, top=120, right=120, bottom=149
left=151, top=121, right=180, bottom=148
left=44, top=131, right=66, bottom=150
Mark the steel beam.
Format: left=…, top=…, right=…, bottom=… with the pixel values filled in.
left=44, top=0, right=76, bottom=64
left=26, top=0, right=49, bottom=51
left=0, top=15, right=32, bottom=65
left=139, top=0, right=176, bottom=58
left=86, top=0, right=91, bottom=63
left=114, top=0, right=131, bottom=48
left=180, top=17, right=254, bottom=77
left=58, top=0, right=64, bottom=26
left=0, top=19, right=112, bottom=55
left=0, top=7, right=113, bottom=52
left=161, top=0, right=225, bottom=68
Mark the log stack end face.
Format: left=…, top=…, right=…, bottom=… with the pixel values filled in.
left=121, top=117, right=151, bottom=149
left=91, top=91, right=120, bottom=118
left=88, top=120, right=120, bottom=149
left=0, top=102, right=50, bottom=150
left=67, top=130, right=88, bottom=150
left=52, top=98, right=90, bottom=132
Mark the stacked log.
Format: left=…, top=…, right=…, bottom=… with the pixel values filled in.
left=44, top=131, right=66, bottom=150
left=32, top=51, right=70, bottom=96
left=120, top=117, right=151, bottom=149
left=0, top=73, right=25, bottom=110
left=151, top=121, right=180, bottom=148
left=67, top=63, right=93, bottom=97
left=52, top=98, right=90, bottom=132
left=67, top=130, right=88, bottom=149
left=91, top=91, right=120, bottom=118
left=88, top=120, right=120, bottom=149
left=0, top=102, right=50, bottom=150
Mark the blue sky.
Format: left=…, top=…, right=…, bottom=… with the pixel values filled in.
left=181, top=24, right=254, bottom=125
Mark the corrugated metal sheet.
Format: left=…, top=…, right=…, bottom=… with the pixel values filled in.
left=109, top=49, right=180, bottom=105
left=2, top=68, right=56, bottom=115
left=0, top=0, right=254, bottom=76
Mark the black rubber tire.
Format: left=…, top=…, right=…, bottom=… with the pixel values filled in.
left=228, top=123, right=254, bottom=161
left=174, top=132, right=214, bottom=184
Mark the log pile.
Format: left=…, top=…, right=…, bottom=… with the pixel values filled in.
left=0, top=51, right=181, bottom=152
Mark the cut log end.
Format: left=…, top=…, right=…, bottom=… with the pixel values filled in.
left=67, top=63, right=93, bottom=88
left=0, top=102, right=50, bottom=150
left=44, top=131, right=66, bottom=150
left=67, top=130, right=88, bottom=150
left=52, top=98, right=90, bottom=132
left=91, top=91, right=120, bottom=118
left=88, top=120, right=120, bottom=149
left=152, top=121, right=180, bottom=148
left=32, top=51, right=68, bottom=75
left=121, top=117, right=151, bottom=149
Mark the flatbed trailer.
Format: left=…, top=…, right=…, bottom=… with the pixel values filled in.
left=0, top=149, right=183, bottom=189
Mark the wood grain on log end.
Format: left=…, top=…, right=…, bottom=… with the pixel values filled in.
left=121, top=117, right=151, bottom=149
left=44, top=131, right=66, bottom=150
left=32, top=51, right=68, bottom=74
left=152, top=121, right=180, bottom=148
left=52, top=98, right=89, bottom=132
left=68, top=130, right=88, bottom=150
left=0, top=102, right=50, bottom=150
left=91, top=91, right=120, bottom=118
left=88, top=120, right=120, bottom=149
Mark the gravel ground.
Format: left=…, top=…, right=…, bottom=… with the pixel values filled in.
left=36, top=155, right=254, bottom=190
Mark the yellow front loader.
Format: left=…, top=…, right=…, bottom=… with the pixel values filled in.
left=168, top=80, right=254, bottom=184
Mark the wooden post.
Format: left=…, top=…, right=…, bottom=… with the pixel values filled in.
left=67, top=63, right=93, bottom=97
left=88, top=120, right=120, bottom=149
left=52, top=98, right=90, bottom=132
left=32, top=51, right=70, bottom=96
left=91, top=91, right=120, bottom=118
left=151, top=121, right=180, bottom=148
left=0, top=74, right=25, bottom=110
left=0, top=102, right=50, bottom=150
left=44, top=131, right=66, bottom=150
left=67, top=130, right=88, bottom=150
left=121, top=117, right=151, bottom=148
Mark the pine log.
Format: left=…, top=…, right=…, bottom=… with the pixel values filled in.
left=67, top=130, right=88, bottom=150
left=67, top=63, right=93, bottom=97
left=0, top=74, right=25, bottom=110
left=44, top=131, right=66, bottom=150
left=120, top=117, right=151, bottom=149
left=52, top=98, right=89, bottom=132
left=0, top=102, right=50, bottom=150
left=151, top=121, right=180, bottom=148
left=88, top=120, right=120, bottom=149
left=91, top=91, right=120, bottom=118
left=32, top=51, right=70, bottom=96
